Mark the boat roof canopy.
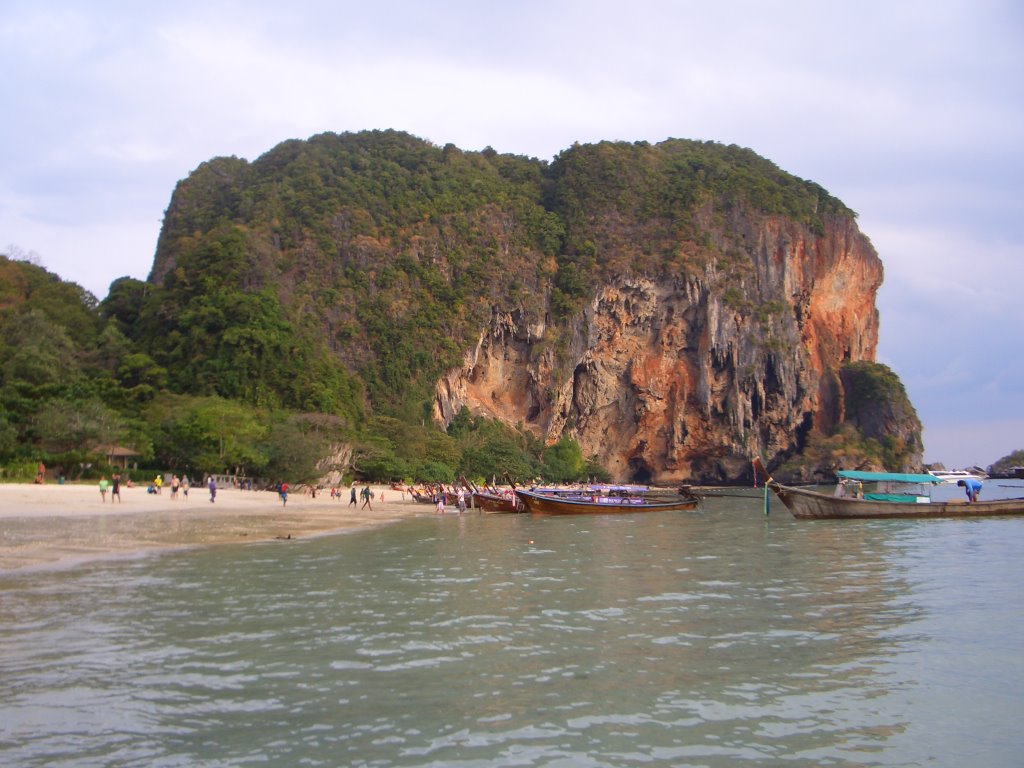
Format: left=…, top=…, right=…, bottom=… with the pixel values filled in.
left=837, top=470, right=945, bottom=484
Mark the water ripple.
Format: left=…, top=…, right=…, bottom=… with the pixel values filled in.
left=2, top=508, right=1023, bottom=766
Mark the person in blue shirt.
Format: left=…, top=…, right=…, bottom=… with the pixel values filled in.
left=957, top=477, right=983, bottom=502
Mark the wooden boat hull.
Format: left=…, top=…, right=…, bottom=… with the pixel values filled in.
left=472, top=491, right=520, bottom=513
left=514, top=488, right=699, bottom=516
left=770, top=482, right=1024, bottom=520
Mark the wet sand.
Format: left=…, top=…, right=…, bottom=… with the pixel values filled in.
left=0, top=483, right=430, bottom=573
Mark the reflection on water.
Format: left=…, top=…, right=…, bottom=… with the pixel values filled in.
left=2, top=498, right=1023, bottom=767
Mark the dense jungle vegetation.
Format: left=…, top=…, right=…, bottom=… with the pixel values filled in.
left=0, top=252, right=609, bottom=484
left=1, top=131, right=897, bottom=484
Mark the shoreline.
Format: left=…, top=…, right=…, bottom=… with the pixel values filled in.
left=0, top=482, right=430, bottom=573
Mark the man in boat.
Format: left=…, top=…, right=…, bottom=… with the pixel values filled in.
left=957, top=477, right=983, bottom=502
left=833, top=479, right=863, bottom=499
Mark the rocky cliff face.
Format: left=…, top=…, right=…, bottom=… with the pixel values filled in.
left=141, top=132, right=915, bottom=483
left=435, top=211, right=884, bottom=483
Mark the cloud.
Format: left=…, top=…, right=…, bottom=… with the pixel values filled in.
left=875, top=225, right=1022, bottom=311
left=871, top=220, right=1023, bottom=442
left=1, top=189, right=160, bottom=296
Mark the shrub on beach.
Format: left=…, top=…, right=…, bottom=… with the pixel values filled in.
left=0, top=459, right=43, bottom=482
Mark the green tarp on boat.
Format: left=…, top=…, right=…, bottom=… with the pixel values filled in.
left=863, top=493, right=925, bottom=503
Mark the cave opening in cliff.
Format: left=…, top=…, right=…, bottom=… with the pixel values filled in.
left=628, top=458, right=653, bottom=484
left=795, top=411, right=814, bottom=452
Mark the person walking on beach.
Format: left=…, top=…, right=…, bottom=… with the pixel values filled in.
left=99, top=475, right=109, bottom=502
left=360, top=485, right=373, bottom=510
left=208, top=476, right=217, bottom=503
left=181, top=476, right=189, bottom=500
left=170, top=474, right=180, bottom=500
left=154, top=474, right=163, bottom=494
left=349, top=484, right=357, bottom=507
left=279, top=481, right=289, bottom=507
left=111, top=473, right=121, bottom=503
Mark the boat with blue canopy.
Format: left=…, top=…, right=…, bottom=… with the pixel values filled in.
left=834, top=469, right=944, bottom=503
left=753, top=458, right=1024, bottom=520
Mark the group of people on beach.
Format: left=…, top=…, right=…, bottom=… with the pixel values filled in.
left=169, top=474, right=189, bottom=499
left=321, top=484, right=378, bottom=509
left=434, top=488, right=467, bottom=515
left=97, top=473, right=220, bottom=503
left=97, top=473, right=123, bottom=503
left=356, top=485, right=374, bottom=509
left=93, top=473, right=394, bottom=510
left=143, top=474, right=193, bottom=499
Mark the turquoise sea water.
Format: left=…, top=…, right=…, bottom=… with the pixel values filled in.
left=2, top=487, right=1024, bottom=767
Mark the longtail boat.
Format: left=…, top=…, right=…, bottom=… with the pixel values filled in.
left=753, top=457, right=1024, bottom=520
left=458, top=476, right=521, bottom=513
left=472, top=490, right=520, bottom=513
left=514, top=487, right=699, bottom=516
left=409, top=486, right=453, bottom=505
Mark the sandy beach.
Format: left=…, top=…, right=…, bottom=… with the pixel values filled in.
left=0, top=482, right=431, bottom=573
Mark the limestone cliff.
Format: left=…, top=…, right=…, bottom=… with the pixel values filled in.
left=141, top=131, right=918, bottom=483
left=434, top=211, right=885, bottom=483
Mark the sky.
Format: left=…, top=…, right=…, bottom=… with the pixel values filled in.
left=2, top=0, right=1022, bottom=468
